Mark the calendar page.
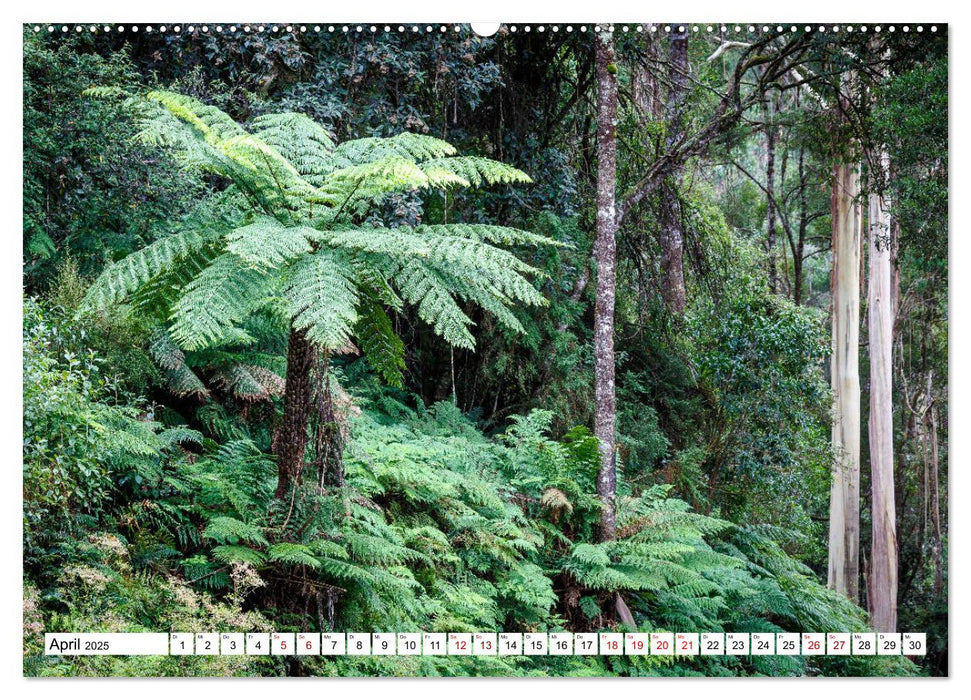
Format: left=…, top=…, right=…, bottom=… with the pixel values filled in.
left=20, top=6, right=949, bottom=682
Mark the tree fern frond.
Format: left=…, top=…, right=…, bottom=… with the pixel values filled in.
left=285, top=249, right=359, bottom=350
left=416, top=223, right=566, bottom=249
left=383, top=258, right=476, bottom=349
left=217, top=133, right=323, bottom=213
left=331, top=132, right=457, bottom=165
left=244, top=365, right=286, bottom=396
left=149, top=329, right=210, bottom=399
left=168, top=253, right=277, bottom=351
left=249, top=112, right=336, bottom=187
left=203, top=516, right=268, bottom=547
left=211, top=544, right=267, bottom=566
left=354, top=295, right=405, bottom=387
left=211, top=364, right=273, bottom=401
left=145, top=90, right=249, bottom=145
left=267, top=542, right=321, bottom=569
left=421, top=156, right=532, bottom=187
left=148, top=328, right=188, bottom=371
left=82, top=230, right=212, bottom=310
left=226, top=217, right=314, bottom=270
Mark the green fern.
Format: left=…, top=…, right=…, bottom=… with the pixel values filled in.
left=267, top=542, right=321, bottom=569
left=203, top=516, right=268, bottom=547
left=83, top=90, right=555, bottom=383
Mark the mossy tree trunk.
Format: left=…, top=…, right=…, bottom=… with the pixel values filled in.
left=593, top=29, right=619, bottom=542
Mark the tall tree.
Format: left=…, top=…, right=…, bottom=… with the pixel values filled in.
left=868, top=146, right=897, bottom=632
left=593, top=29, right=619, bottom=541
left=657, top=25, right=689, bottom=315
left=827, top=135, right=863, bottom=600
left=763, top=95, right=780, bottom=294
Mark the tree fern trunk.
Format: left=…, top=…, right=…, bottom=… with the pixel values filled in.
left=593, top=29, right=619, bottom=541
left=274, top=327, right=316, bottom=501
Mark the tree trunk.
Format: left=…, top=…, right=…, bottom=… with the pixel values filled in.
left=632, top=25, right=663, bottom=120
left=868, top=149, right=898, bottom=633
left=593, top=30, right=619, bottom=541
left=274, top=327, right=317, bottom=501
left=794, top=148, right=808, bottom=305
left=827, top=161, right=862, bottom=602
left=764, top=101, right=779, bottom=294
left=657, top=25, right=688, bottom=316
left=927, top=396, right=943, bottom=597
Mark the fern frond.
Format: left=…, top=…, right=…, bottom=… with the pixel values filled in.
left=421, top=156, right=532, bottom=187
left=168, top=253, right=277, bottom=351
left=226, top=217, right=313, bottom=270
left=354, top=295, right=405, bottom=387
left=211, top=364, right=273, bottom=401
left=83, top=230, right=212, bottom=310
left=285, top=249, right=359, bottom=349
left=203, top=516, right=268, bottom=547
left=145, top=90, right=248, bottom=145
left=82, top=85, right=130, bottom=99
left=267, top=542, right=321, bottom=569
left=212, top=544, right=267, bottom=566
left=384, top=258, right=475, bottom=349
left=250, top=112, right=336, bottom=187
left=331, top=132, right=457, bottom=165
left=416, top=223, right=566, bottom=249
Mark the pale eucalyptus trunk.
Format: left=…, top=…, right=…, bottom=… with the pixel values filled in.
left=868, top=149, right=898, bottom=633
left=827, top=161, right=862, bottom=602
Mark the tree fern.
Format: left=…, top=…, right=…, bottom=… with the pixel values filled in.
left=84, top=89, right=554, bottom=371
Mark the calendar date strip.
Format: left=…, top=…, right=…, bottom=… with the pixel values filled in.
left=44, top=631, right=926, bottom=657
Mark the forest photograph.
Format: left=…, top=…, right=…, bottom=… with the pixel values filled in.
left=21, top=21, right=947, bottom=678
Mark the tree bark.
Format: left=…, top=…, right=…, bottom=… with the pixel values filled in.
left=868, top=148, right=898, bottom=633
left=827, top=160, right=862, bottom=602
left=274, top=327, right=317, bottom=501
left=927, top=396, right=943, bottom=597
left=657, top=25, right=688, bottom=315
left=632, top=25, right=663, bottom=120
left=794, top=148, right=808, bottom=305
left=764, top=100, right=779, bottom=294
left=593, top=30, right=619, bottom=541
